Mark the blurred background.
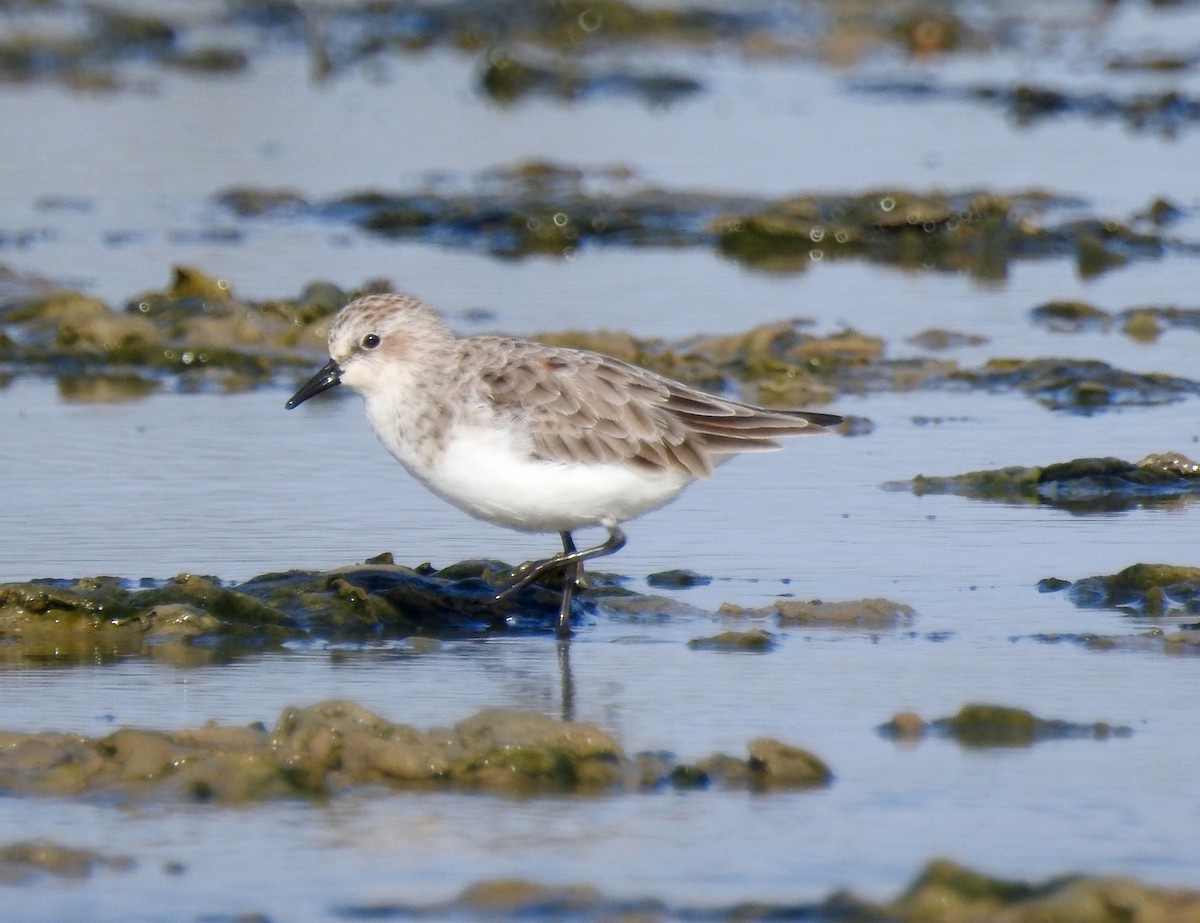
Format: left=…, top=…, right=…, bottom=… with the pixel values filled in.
left=2, top=2, right=1200, bottom=920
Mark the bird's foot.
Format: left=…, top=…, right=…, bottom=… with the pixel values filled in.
left=492, top=554, right=568, bottom=603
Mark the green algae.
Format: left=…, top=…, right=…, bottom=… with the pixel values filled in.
left=951, top=358, right=1200, bottom=412
left=0, top=557, right=696, bottom=664
left=215, top=166, right=1179, bottom=279
left=906, top=328, right=989, bottom=350
left=1122, top=310, right=1163, bottom=342
left=308, top=163, right=743, bottom=256
left=479, top=50, right=701, bottom=105
left=1030, top=299, right=1113, bottom=333
left=0, top=574, right=296, bottom=666
left=878, top=703, right=1132, bottom=747
left=0, top=562, right=916, bottom=664
left=936, top=704, right=1131, bottom=747
left=645, top=568, right=712, bottom=589
left=0, top=699, right=829, bottom=801
left=900, top=452, right=1200, bottom=513
left=1029, top=301, right=1200, bottom=342
left=687, top=628, right=778, bottom=652
left=715, top=190, right=1032, bottom=279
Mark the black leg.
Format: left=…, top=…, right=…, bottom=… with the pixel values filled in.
left=557, top=532, right=579, bottom=638
left=493, top=519, right=627, bottom=638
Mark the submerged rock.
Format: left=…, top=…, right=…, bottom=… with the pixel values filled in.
left=687, top=628, right=778, bottom=652
left=1027, top=300, right=1200, bottom=343
left=214, top=164, right=1179, bottom=283
left=952, top=359, right=1200, bottom=413
left=454, top=879, right=603, bottom=917
left=334, top=859, right=1200, bottom=922
left=745, top=738, right=832, bottom=787
left=2, top=559, right=907, bottom=663
left=859, top=71, right=1200, bottom=137
left=714, top=190, right=1037, bottom=279
left=890, top=859, right=1200, bottom=923
left=906, top=328, right=989, bottom=350
left=1045, top=563, right=1200, bottom=616
left=0, top=700, right=829, bottom=801
left=718, top=597, right=916, bottom=629
left=0, top=560, right=593, bottom=663
left=1030, top=299, right=1112, bottom=333
left=5, top=260, right=1195, bottom=417
left=480, top=50, right=701, bottom=105
left=1016, top=628, right=1200, bottom=655
left=0, top=267, right=373, bottom=396
left=898, top=452, right=1200, bottom=512
left=645, top=568, right=712, bottom=589
left=879, top=703, right=1132, bottom=747
left=0, top=841, right=134, bottom=884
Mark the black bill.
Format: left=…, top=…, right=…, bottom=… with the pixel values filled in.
left=286, top=358, right=343, bottom=409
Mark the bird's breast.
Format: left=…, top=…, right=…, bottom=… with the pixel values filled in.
left=393, top=420, right=693, bottom=533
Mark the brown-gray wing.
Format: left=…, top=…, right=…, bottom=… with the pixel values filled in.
left=469, top=337, right=839, bottom=479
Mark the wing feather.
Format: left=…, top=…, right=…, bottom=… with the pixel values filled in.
left=465, top=336, right=838, bottom=478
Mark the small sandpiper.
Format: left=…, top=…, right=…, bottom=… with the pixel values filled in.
left=287, top=293, right=842, bottom=637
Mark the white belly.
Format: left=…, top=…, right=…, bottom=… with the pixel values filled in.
left=393, top=423, right=694, bottom=533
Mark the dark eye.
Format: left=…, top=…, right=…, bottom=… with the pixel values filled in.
left=361, top=333, right=381, bottom=350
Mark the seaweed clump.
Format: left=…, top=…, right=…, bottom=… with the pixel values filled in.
left=0, top=267, right=367, bottom=398
left=878, top=703, right=1132, bottom=747
left=901, top=452, right=1200, bottom=513
left=1047, top=563, right=1200, bottom=616
left=0, top=557, right=609, bottom=665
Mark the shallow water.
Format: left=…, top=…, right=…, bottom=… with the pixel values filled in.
left=5, top=376, right=1200, bottom=918
left=3, top=1, right=1200, bottom=918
